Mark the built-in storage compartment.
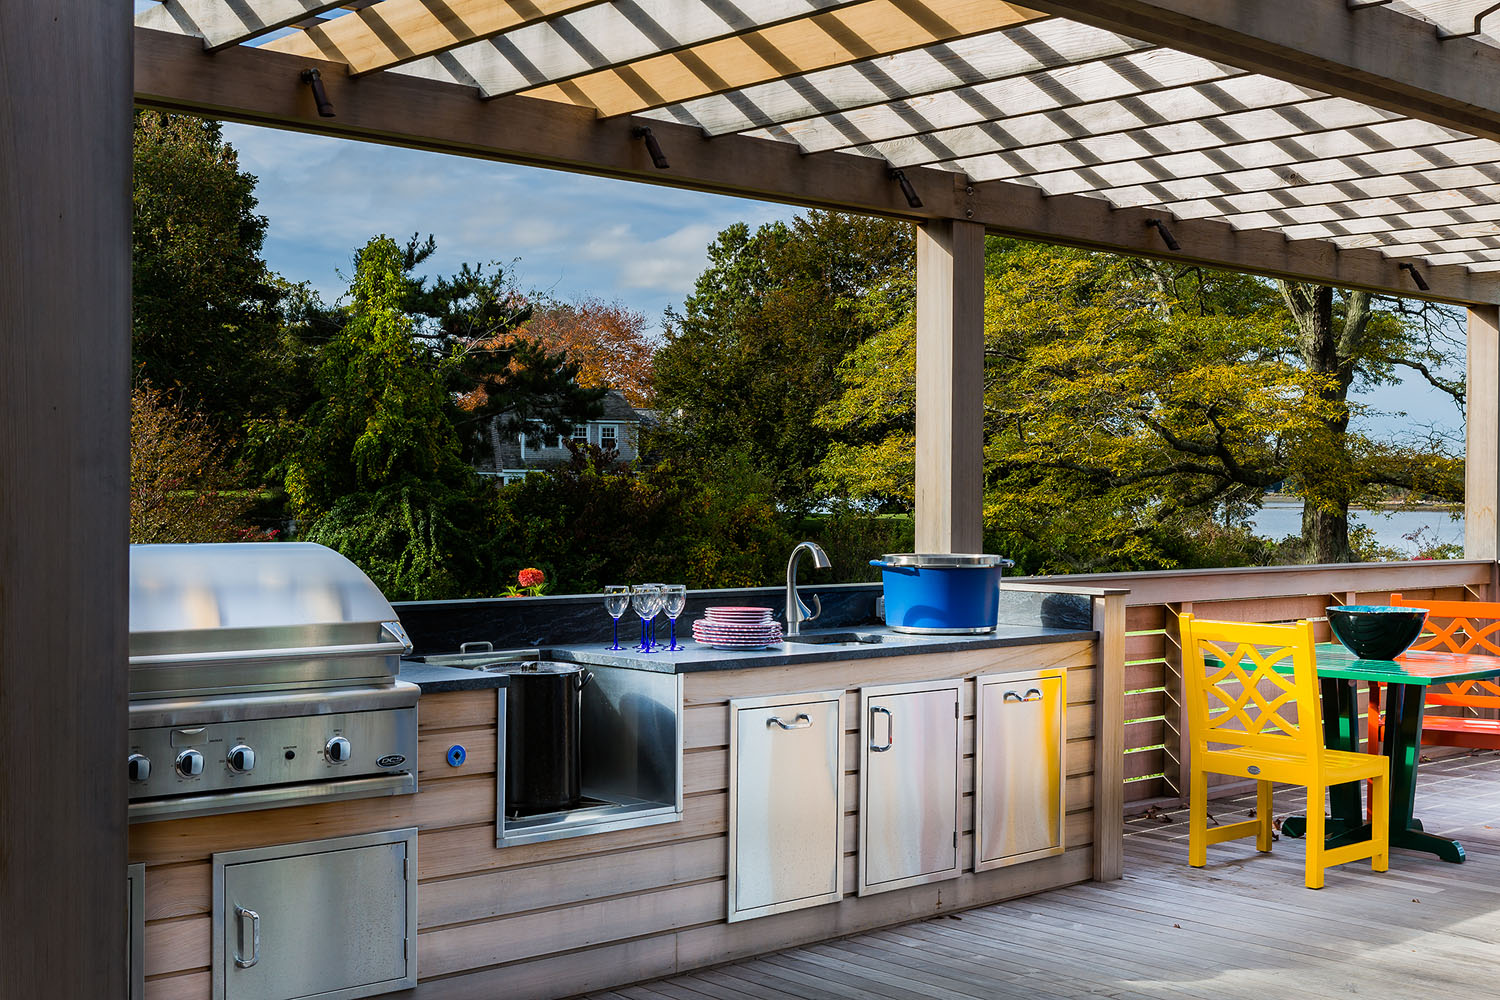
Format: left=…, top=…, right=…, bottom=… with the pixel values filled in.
left=728, top=689, right=845, bottom=922
left=974, top=669, right=1067, bottom=870
left=497, top=665, right=684, bottom=847
left=212, top=828, right=417, bottom=1000
left=858, top=679, right=962, bottom=895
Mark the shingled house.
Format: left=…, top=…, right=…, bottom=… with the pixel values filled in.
left=478, top=389, right=654, bottom=483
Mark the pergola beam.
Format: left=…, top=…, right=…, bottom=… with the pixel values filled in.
left=1023, top=0, right=1500, bottom=143
left=133, top=26, right=1500, bottom=304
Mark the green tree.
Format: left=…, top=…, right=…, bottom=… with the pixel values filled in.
left=271, top=236, right=610, bottom=599
left=653, top=211, right=914, bottom=511
left=130, top=380, right=256, bottom=543
left=282, top=237, right=472, bottom=518
left=817, top=238, right=1463, bottom=572
left=1277, top=281, right=1463, bottom=563
left=132, top=112, right=284, bottom=439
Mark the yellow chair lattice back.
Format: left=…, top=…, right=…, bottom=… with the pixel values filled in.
left=1178, top=613, right=1389, bottom=889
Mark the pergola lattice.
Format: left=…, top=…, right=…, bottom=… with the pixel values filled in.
left=132, top=0, right=1500, bottom=301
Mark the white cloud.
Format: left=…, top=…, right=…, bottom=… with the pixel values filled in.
left=221, top=124, right=798, bottom=319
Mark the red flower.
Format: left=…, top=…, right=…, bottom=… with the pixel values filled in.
left=518, top=567, right=545, bottom=588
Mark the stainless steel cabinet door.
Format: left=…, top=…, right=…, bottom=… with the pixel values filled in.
left=728, top=691, right=843, bottom=922
left=859, top=680, right=961, bottom=895
left=975, top=670, right=1066, bottom=871
left=213, top=828, right=417, bottom=1000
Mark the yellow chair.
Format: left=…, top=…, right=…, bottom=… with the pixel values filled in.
left=1179, top=613, right=1389, bottom=889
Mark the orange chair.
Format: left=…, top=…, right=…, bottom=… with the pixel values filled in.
left=1179, top=613, right=1389, bottom=889
left=1366, top=594, right=1500, bottom=751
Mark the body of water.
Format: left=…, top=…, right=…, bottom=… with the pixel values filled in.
left=1250, top=501, right=1463, bottom=556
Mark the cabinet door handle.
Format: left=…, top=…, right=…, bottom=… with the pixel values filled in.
left=1002, top=691, right=1023, bottom=703
left=869, top=706, right=894, bottom=752
left=1023, top=688, right=1044, bottom=702
left=766, top=713, right=812, bottom=730
left=233, top=904, right=261, bottom=969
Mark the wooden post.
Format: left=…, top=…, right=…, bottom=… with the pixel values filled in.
left=1092, top=592, right=1127, bottom=881
left=1467, top=305, right=1500, bottom=564
left=0, top=4, right=132, bottom=998
left=915, top=219, right=985, bottom=554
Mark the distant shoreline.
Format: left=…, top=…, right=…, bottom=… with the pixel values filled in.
left=1260, top=495, right=1461, bottom=513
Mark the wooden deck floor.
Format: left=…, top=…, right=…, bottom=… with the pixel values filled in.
left=584, top=751, right=1500, bottom=1000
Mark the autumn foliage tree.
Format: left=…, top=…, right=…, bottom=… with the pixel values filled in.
left=521, top=296, right=657, bottom=406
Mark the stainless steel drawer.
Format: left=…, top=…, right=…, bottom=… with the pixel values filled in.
left=858, top=679, right=962, bottom=895
left=213, top=828, right=417, bottom=1000
left=975, top=670, right=1066, bottom=871
left=728, top=690, right=844, bottom=922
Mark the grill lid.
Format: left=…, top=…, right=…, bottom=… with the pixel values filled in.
left=129, top=543, right=410, bottom=698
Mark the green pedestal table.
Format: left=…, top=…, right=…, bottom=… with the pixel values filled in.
left=1278, top=643, right=1500, bottom=863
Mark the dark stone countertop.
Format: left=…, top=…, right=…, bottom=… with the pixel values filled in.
left=403, top=623, right=1094, bottom=688
left=396, top=660, right=509, bottom=693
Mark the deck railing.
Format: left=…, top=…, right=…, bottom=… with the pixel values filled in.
left=1012, top=560, right=1497, bottom=812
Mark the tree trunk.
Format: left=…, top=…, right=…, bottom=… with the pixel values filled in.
left=1278, top=281, right=1372, bottom=564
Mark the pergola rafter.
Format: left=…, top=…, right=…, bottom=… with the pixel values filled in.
left=130, top=0, right=1500, bottom=283
left=131, top=24, right=1500, bottom=305
left=259, top=0, right=608, bottom=74
left=135, top=0, right=349, bottom=50
left=392, top=0, right=881, bottom=99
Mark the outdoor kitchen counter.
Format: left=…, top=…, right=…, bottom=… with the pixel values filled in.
left=397, top=623, right=1095, bottom=690
left=395, top=660, right=509, bottom=693
left=133, top=588, right=1125, bottom=1000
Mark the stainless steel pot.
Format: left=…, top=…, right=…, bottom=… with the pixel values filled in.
left=496, top=661, right=593, bottom=815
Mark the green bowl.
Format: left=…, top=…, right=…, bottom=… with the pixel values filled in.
left=1326, top=605, right=1428, bottom=661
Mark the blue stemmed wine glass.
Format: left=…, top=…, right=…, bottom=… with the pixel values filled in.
left=604, top=585, right=630, bottom=650
left=632, top=584, right=661, bottom=652
left=663, top=585, right=687, bottom=652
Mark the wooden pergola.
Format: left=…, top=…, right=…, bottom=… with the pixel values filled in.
left=7, top=1, right=1500, bottom=994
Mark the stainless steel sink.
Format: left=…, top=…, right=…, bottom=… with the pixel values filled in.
left=782, top=632, right=883, bottom=645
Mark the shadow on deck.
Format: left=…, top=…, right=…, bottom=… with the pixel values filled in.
left=585, top=751, right=1500, bottom=1000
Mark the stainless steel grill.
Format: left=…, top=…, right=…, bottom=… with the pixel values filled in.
left=127, top=543, right=419, bottom=822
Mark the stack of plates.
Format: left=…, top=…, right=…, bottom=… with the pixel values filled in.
left=692, top=607, right=783, bottom=650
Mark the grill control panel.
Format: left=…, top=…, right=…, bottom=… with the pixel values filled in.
left=126, top=707, right=416, bottom=803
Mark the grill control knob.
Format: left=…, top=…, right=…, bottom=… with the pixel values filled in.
left=325, top=736, right=352, bottom=763
left=175, top=749, right=205, bottom=778
left=227, top=745, right=256, bottom=773
left=127, top=754, right=151, bottom=783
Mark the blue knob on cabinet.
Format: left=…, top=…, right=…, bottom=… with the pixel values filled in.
left=446, top=744, right=467, bottom=768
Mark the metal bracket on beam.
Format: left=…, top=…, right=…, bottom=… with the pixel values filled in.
left=1437, top=2, right=1500, bottom=40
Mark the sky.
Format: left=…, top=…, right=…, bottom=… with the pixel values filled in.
left=221, top=123, right=1466, bottom=442
left=222, top=123, right=798, bottom=333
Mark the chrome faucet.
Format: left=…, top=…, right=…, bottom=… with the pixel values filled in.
left=786, top=541, right=831, bottom=637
